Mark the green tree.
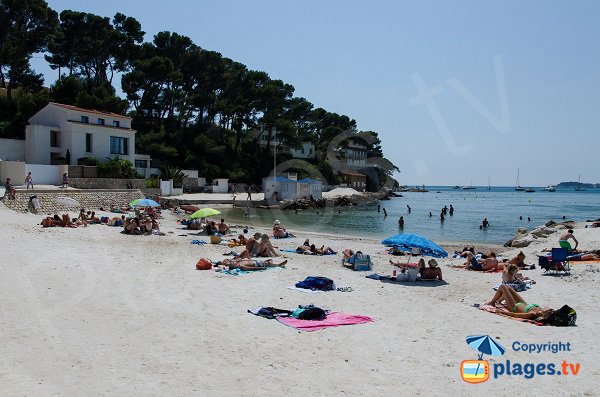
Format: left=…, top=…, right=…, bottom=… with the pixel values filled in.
left=0, top=0, right=58, bottom=100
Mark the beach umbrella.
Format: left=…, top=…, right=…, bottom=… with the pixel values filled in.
left=381, top=233, right=448, bottom=258
left=55, top=196, right=80, bottom=207
left=466, top=335, right=506, bottom=359
left=130, top=198, right=160, bottom=207
left=189, top=208, right=221, bottom=219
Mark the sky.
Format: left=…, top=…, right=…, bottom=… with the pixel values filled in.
left=34, top=0, right=600, bottom=186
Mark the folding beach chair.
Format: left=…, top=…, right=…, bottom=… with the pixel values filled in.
left=548, top=248, right=571, bottom=274
left=342, top=253, right=373, bottom=271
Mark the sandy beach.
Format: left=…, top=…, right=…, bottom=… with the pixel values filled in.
left=1, top=203, right=599, bottom=396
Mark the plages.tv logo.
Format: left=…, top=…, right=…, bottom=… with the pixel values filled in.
left=461, top=335, right=505, bottom=384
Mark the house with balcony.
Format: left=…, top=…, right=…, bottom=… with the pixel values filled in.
left=249, top=127, right=316, bottom=160
left=22, top=102, right=151, bottom=170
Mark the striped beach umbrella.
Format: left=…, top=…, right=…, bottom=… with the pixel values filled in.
left=466, top=335, right=506, bottom=358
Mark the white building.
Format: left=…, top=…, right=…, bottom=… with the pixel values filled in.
left=20, top=102, right=150, bottom=169
left=250, top=127, right=316, bottom=160
left=262, top=176, right=298, bottom=201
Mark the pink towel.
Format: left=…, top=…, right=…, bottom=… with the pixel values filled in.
left=277, top=312, right=374, bottom=331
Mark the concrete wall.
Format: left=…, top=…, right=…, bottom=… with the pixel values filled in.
left=25, top=124, right=54, bottom=164
left=0, top=161, right=26, bottom=187
left=2, top=189, right=143, bottom=213
left=25, top=164, right=68, bottom=185
left=69, top=178, right=146, bottom=189
left=0, top=138, right=25, bottom=161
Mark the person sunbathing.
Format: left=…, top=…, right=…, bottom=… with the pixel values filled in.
left=273, top=220, right=293, bottom=238
left=41, top=216, right=56, bottom=227
left=485, top=284, right=554, bottom=320
left=239, top=233, right=261, bottom=258
left=257, top=234, right=280, bottom=257
left=216, top=258, right=287, bottom=271
left=343, top=249, right=356, bottom=259
left=310, top=244, right=336, bottom=255
left=506, top=251, right=527, bottom=268
left=465, top=252, right=500, bottom=271
left=218, top=218, right=230, bottom=234
left=502, top=264, right=534, bottom=284
left=419, top=259, right=443, bottom=280
left=296, top=245, right=312, bottom=254
left=566, top=252, right=600, bottom=261
left=61, top=214, right=78, bottom=228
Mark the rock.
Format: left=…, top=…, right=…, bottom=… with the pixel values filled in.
left=545, top=220, right=557, bottom=227
left=511, top=234, right=538, bottom=248
left=503, top=239, right=514, bottom=247
left=530, top=227, right=556, bottom=238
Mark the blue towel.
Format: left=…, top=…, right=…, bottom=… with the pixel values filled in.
left=191, top=240, right=207, bottom=245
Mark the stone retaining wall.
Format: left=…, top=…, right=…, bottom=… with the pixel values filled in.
left=69, top=178, right=146, bottom=190
left=1, top=189, right=144, bottom=214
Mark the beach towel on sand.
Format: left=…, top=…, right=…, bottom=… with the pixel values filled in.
left=281, top=249, right=336, bottom=256
left=479, top=305, right=545, bottom=326
left=276, top=312, right=374, bottom=331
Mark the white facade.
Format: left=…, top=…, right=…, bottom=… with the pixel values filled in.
left=250, top=127, right=316, bottom=160
left=0, top=138, right=25, bottom=161
left=262, top=176, right=322, bottom=200
left=23, top=103, right=150, bottom=168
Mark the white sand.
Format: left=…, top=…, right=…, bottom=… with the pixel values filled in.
left=1, top=203, right=599, bottom=396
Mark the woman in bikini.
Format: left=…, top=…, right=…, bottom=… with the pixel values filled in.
left=486, top=284, right=553, bottom=320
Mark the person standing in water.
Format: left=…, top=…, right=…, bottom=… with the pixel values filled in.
left=449, top=205, right=454, bottom=215
left=407, top=205, right=411, bottom=213
left=383, top=208, right=388, bottom=217
left=398, top=216, right=404, bottom=228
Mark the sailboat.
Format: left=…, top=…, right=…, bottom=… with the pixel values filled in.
left=515, top=169, right=525, bottom=191
left=487, top=175, right=491, bottom=190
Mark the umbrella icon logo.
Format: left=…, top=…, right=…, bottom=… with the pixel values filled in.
left=461, top=335, right=506, bottom=384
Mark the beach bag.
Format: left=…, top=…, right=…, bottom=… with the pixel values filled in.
left=546, top=305, right=577, bottom=326
left=295, top=276, right=335, bottom=291
left=195, top=258, right=213, bottom=270
left=101, top=216, right=109, bottom=224
left=291, top=305, right=327, bottom=320
left=210, top=235, right=222, bottom=244
left=108, top=218, right=117, bottom=226
left=114, top=219, right=123, bottom=227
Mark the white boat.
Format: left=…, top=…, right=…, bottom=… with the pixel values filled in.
left=542, top=185, right=556, bottom=192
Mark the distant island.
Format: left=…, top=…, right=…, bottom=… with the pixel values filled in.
left=556, top=182, right=600, bottom=189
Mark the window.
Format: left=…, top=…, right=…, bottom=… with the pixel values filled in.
left=113, top=120, right=120, bottom=128
left=85, top=133, right=93, bottom=152
left=110, top=136, right=129, bottom=155
left=97, top=118, right=105, bottom=125
left=81, top=115, right=89, bottom=123
left=50, top=131, right=60, bottom=147
left=135, top=159, right=147, bottom=168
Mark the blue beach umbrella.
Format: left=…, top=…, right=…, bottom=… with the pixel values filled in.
left=381, top=233, right=448, bottom=258
left=130, top=198, right=161, bottom=207
left=466, top=335, right=506, bottom=359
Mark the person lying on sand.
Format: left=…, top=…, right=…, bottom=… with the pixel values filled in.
left=503, top=264, right=535, bottom=284
left=485, top=284, right=554, bottom=320
left=310, top=244, right=336, bottom=255
left=273, top=220, right=295, bottom=238
left=419, top=259, right=443, bottom=281
left=216, top=258, right=287, bottom=271
left=464, top=252, right=501, bottom=271
left=567, top=252, right=600, bottom=261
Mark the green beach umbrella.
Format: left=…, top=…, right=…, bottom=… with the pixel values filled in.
left=190, top=208, right=221, bottom=219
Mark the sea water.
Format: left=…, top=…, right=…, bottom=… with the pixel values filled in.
left=221, top=187, right=600, bottom=245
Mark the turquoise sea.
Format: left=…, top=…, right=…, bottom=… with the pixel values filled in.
left=221, top=187, right=600, bottom=245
